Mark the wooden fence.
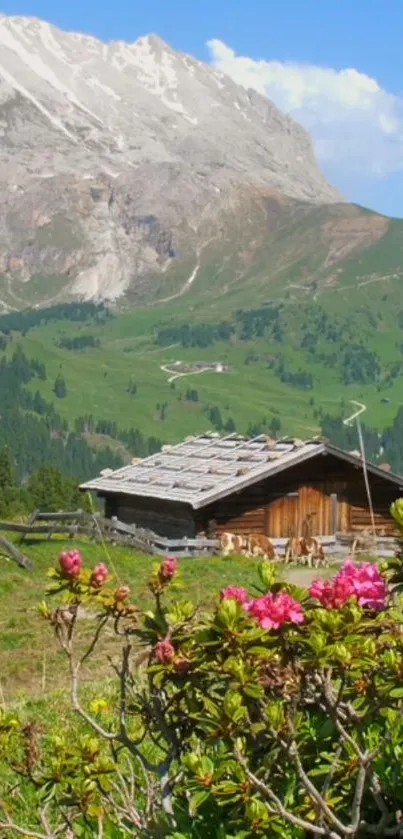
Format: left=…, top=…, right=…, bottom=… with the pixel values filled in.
left=0, top=509, right=397, bottom=572
left=0, top=509, right=221, bottom=569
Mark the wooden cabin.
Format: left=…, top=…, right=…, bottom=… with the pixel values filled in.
left=80, top=434, right=403, bottom=544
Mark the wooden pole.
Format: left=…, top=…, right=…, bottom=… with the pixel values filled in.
left=0, top=534, right=33, bottom=570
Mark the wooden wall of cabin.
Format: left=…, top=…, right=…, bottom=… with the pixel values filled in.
left=199, top=454, right=402, bottom=539
left=101, top=494, right=197, bottom=538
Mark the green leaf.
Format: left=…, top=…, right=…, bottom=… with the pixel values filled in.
left=309, top=764, right=334, bottom=777
left=200, top=756, right=214, bottom=775
left=389, top=687, right=403, bottom=698
left=258, top=560, right=278, bottom=590
left=189, top=789, right=211, bottom=814
left=247, top=646, right=272, bottom=657
left=243, top=683, right=265, bottom=699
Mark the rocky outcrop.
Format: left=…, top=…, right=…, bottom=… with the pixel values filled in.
left=0, top=14, right=343, bottom=305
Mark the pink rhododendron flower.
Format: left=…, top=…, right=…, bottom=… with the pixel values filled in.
left=59, top=549, right=83, bottom=579
left=309, top=573, right=356, bottom=609
left=220, top=586, right=251, bottom=605
left=310, top=559, right=387, bottom=611
left=115, top=586, right=130, bottom=601
left=160, top=556, right=178, bottom=580
left=246, top=592, right=304, bottom=630
left=90, top=562, right=109, bottom=587
left=339, top=559, right=387, bottom=609
left=155, top=640, right=175, bottom=664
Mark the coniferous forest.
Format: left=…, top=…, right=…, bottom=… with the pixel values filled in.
left=0, top=340, right=164, bottom=516
left=2, top=296, right=403, bottom=519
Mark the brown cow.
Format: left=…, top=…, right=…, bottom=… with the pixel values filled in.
left=285, top=536, right=327, bottom=568
left=220, top=532, right=249, bottom=557
left=247, top=534, right=278, bottom=561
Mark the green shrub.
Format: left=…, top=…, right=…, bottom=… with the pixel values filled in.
left=2, top=510, right=403, bottom=837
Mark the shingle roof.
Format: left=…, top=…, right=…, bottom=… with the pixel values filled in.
left=81, top=432, right=403, bottom=510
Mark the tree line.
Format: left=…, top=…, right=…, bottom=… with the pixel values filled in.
left=74, top=415, right=162, bottom=458
left=0, top=348, right=124, bottom=485
left=156, top=320, right=235, bottom=348
left=0, top=301, right=111, bottom=335
left=321, top=408, right=403, bottom=475
left=57, top=334, right=101, bottom=351
left=0, top=448, right=90, bottom=519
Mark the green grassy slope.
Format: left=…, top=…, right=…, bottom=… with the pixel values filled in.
left=2, top=198, right=403, bottom=444
left=1, top=536, right=337, bottom=701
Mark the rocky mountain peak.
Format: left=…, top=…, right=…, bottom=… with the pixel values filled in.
left=0, top=13, right=344, bottom=306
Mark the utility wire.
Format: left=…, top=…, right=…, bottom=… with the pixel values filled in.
left=343, top=401, right=376, bottom=538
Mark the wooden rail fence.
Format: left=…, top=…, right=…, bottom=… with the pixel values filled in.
left=0, top=509, right=221, bottom=569
left=0, top=509, right=397, bottom=572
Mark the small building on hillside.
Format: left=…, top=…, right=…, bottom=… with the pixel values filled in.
left=80, top=434, right=403, bottom=543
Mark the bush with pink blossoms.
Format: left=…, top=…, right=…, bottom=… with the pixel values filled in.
left=3, top=549, right=403, bottom=839
left=310, top=558, right=388, bottom=611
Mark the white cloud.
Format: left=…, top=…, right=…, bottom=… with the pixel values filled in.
left=207, top=39, right=403, bottom=181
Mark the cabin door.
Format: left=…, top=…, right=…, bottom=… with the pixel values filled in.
left=265, top=493, right=299, bottom=539
left=265, top=486, right=335, bottom=538
left=298, top=486, right=334, bottom=536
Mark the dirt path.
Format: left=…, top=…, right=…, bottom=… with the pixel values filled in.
left=285, top=561, right=343, bottom=586
left=155, top=262, right=200, bottom=306
left=160, top=363, right=216, bottom=384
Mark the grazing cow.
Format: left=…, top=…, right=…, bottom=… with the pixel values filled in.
left=220, top=532, right=249, bottom=557
left=285, top=536, right=327, bottom=568
left=247, top=534, right=278, bottom=561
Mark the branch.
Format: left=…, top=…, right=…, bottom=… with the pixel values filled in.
left=322, top=670, right=366, bottom=761
left=234, top=745, right=332, bottom=837
left=262, top=711, right=355, bottom=836
left=0, top=819, right=62, bottom=839
left=350, top=762, right=368, bottom=833
left=70, top=658, right=117, bottom=741
left=0, top=800, right=67, bottom=839
left=286, top=733, right=352, bottom=835
left=80, top=614, right=109, bottom=666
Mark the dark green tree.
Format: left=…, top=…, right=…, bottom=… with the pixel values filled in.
left=270, top=416, right=282, bottom=438
left=53, top=374, right=67, bottom=399
left=224, top=417, right=236, bottom=433
left=27, top=465, right=86, bottom=513
left=127, top=380, right=137, bottom=396
left=0, top=447, right=15, bottom=491
left=209, top=405, right=223, bottom=431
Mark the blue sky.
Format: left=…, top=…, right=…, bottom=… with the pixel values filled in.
left=2, top=0, right=403, bottom=216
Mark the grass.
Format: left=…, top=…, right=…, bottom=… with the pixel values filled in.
left=11, top=299, right=403, bottom=446
left=0, top=536, right=335, bottom=703
left=2, top=200, right=403, bottom=446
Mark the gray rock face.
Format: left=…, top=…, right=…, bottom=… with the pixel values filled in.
left=0, top=14, right=342, bottom=304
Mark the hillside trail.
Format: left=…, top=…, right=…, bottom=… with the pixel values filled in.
left=0, top=274, right=67, bottom=311
left=152, top=234, right=220, bottom=306
left=160, top=363, right=217, bottom=384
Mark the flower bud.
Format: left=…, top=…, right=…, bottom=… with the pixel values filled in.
left=159, top=556, right=178, bottom=580
left=59, top=549, right=83, bottom=579
left=90, top=563, right=109, bottom=587
left=115, top=586, right=130, bottom=601
left=154, top=640, right=175, bottom=664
